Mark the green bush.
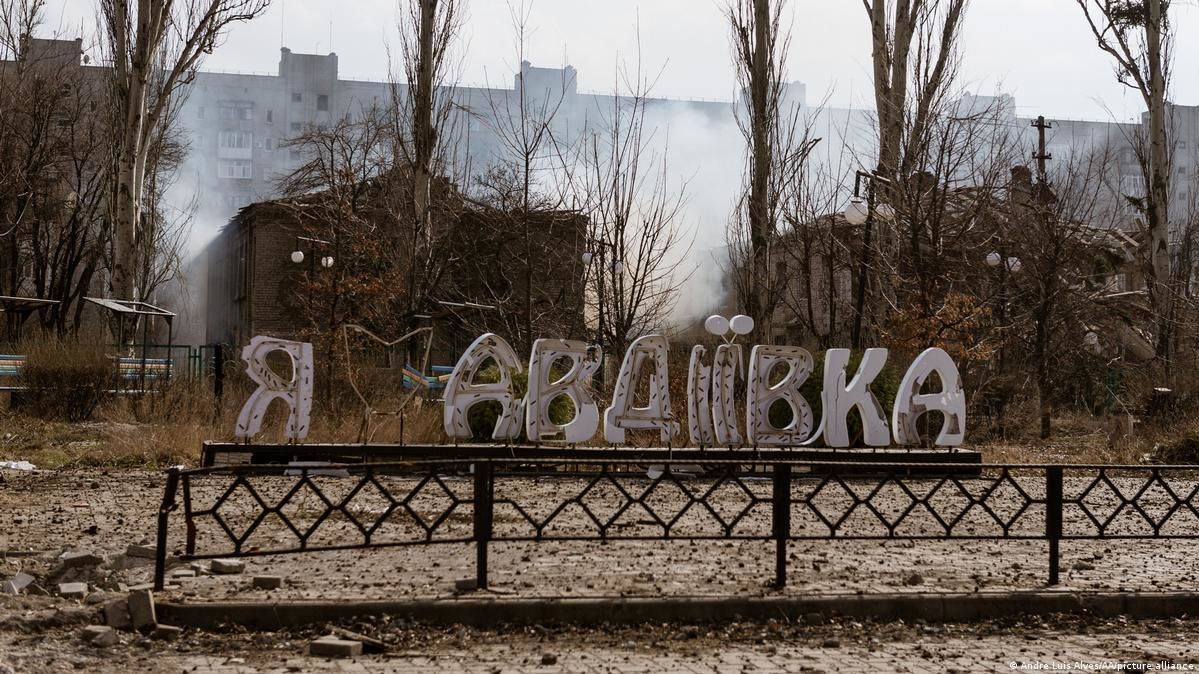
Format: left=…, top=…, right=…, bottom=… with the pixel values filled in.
left=20, top=337, right=117, bottom=422
left=467, top=364, right=576, bottom=441
left=767, top=350, right=901, bottom=447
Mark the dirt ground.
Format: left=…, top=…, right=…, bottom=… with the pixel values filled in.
left=3, top=464, right=1199, bottom=673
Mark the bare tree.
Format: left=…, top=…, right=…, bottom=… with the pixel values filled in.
left=101, top=0, right=269, bottom=302
left=575, top=57, right=693, bottom=360
left=864, top=0, right=969, bottom=183
left=857, top=0, right=969, bottom=349
left=468, top=0, right=580, bottom=354
left=727, top=0, right=815, bottom=343
left=0, top=3, right=112, bottom=336
left=1075, top=0, right=1173, bottom=358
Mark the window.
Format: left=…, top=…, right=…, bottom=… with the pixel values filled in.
left=197, top=106, right=205, bottom=120
left=264, top=138, right=274, bottom=151
left=289, top=150, right=302, bottom=161
left=266, top=109, right=273, bottom=124
left=290, top=122, right=302, bottom=132
left=291, top=92, right=302, bottom=103
left=219, top=102, right=253, bottom=121
left=218, top=160, right=253, bottom=179
left=219, top=130, right=253, bottom=150
left=317, top=94, right=329, bottom=111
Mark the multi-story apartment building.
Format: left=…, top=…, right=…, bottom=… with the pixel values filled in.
left=16, top=39, right=1199, bottom=345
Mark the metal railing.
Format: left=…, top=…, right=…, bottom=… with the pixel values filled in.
left=153, top=449, right=1199, bottom=593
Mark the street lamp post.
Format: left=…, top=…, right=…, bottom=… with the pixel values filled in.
left=581, top=241, right=621, bottom=390
left=844, top=170, right=893, bottom=350
left=290, top=235, right=335, bottom=310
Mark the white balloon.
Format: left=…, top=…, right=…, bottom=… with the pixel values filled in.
left=730, top=314, right=755, bottom=335
left=704, top=314, right=729, bottom=336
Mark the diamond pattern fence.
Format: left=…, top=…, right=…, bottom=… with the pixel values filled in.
left=152, top=454, right=1199, bottom=592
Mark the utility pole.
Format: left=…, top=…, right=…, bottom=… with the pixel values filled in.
left=1032, top=115, right=1053, bottom=184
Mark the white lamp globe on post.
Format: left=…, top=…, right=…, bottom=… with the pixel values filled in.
left=290, top=250, right=304, bottom=264
left=729, top=314, right=754, bottom=336
left=985, top=251, right=1002, bottom=267
left=1006, top=257, right=1022, bottom=273
left=844, top=198, right=869, bottom=226
left=320, top=256, right=334, bottom=269
left=704, top=314, right=729, bottom=336
left=581, top=251, right=593, bottom=265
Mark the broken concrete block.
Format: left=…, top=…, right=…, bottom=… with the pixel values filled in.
left=309, top=637, right=363, bottom=658
left=170, top=568, right=196, bottom=578
left=125, top=544, right=156, bottom=560
left=60, top=551, right=103, bottom=568
left=58, top=582, right=88, bottom=599
left=1, top=572, right=34, bottom=595
left=150, top=624, right=182, bottom=641
left=327, top=627, right=386, bottom=654
left=251, top=575, right=283, bottom=590
left=103, top=599, right=132, bottom=630
left=81, top=625, right=117, bottom=647
left=454, top=578, right=478, bottom=592
left=210, top=559, right=245, bottom=575
left=127, top=590, right=156, bottom=630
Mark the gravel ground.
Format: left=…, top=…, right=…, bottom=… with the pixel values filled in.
left=4, top=604, right=1199, bottom=673
left=4, top=467, right=1199, bottom=673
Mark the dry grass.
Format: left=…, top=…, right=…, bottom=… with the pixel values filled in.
left=0, top=350, right=1193, bottom=469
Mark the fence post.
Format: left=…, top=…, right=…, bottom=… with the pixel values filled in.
left=212, top=345, right=225, bottom=404
left=473, top=461, right=495, bottom=590
left=1046, top=465, right=1063, bottom=586
left=772, top=463, right=792, bottom=588
left=154, top=466, right=182, bottom=592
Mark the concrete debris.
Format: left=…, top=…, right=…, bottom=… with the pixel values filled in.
left=128, top=590, right=156, bottom=630
left=210, top=559, right=246, bottom=575
left=0, top=460, right=34, bottom=471
left=80, top=625, right=117, bottom=647
left=125, top=544, right=156, bottom=559
left=57, top=582, right=88, bottom=599
left=103, top=599, right=132, bottom=630
left=454, top=578, right=478, bottom=592
left=59, top=551, right=103, bottom=569
left=252, top=575, right=283, bottom=590
left=151, top=624, right=183, bottom=641
left=0, top=572, right=34, bottom=595
left=309, top=636, right=363, bottom=658
left=327, top=627, right=386, bottom=654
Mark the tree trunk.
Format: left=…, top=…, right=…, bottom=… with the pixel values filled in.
left=1146, top=0, right=1172, bottom=360
left=747, top=0, right=773, bottom=344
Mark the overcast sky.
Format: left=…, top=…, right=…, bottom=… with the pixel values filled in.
left=45, top=0, right=1199, bottom=124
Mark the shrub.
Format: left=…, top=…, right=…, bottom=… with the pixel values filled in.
left=766, top=350, right=902, bottom=447
left=467, top=364, right=575, bottom=441
left=20, top=337, right=117, bottom=422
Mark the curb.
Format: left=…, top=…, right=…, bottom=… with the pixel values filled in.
left=157, top=591, right=1199, bottom=630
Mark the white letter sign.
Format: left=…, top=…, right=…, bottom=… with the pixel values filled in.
left=443, top=333, right=524, bottom=440
left=686, top=345, right=714, bottom=446
left=525, top=339, right=600, bottom=443
left=892, top=347, right=966, bottom=446
left=604, top=335, right=680, bottom=443
left=235, top=336, right=313, bottom=440
left=822, top=348, right=891, bottom=447
left=712, top=344, right=744, bottom=446
left=746, top=345, right=816, bottom=446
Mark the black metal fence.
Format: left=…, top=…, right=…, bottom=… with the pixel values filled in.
left=153, top=449, right=1199, bottom=593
